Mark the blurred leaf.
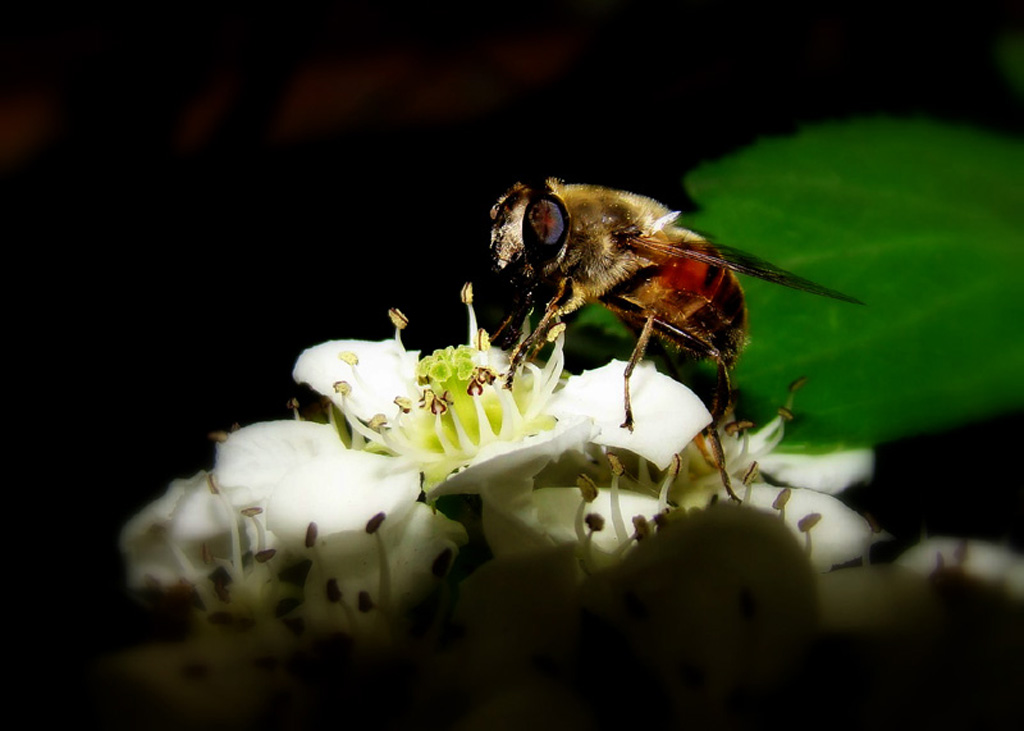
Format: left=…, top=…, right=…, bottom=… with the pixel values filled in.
left=674, top=117, right=1024, bottom=449
left=994, top=30, right=1024, bottom=102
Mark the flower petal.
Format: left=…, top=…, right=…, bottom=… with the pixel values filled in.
left=896, top=537, right=1024, bottom=600
left=743, top=485, right=876, bottom=571
left=119, top=471, right=231, bottom=587
left=758, top=448, right=875, bottom=494
left=215, top=420, right=348, bottom=505
left=548, top=360, right=711, bottom=469
left=293, top=339, right=419, bottom=422
left=426, top=417, right=595, bottom=499
left=266, top=451, right=420, bottom=541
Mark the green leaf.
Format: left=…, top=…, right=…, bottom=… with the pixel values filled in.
left=678, top=117, right=1024, bottom=449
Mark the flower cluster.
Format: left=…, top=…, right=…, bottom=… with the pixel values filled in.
left=103, top=291, right=1023, bottom=730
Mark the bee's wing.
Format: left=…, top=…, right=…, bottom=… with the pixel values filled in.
left=624, top=230, right=864, bottom=305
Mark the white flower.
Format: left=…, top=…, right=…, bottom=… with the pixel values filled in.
left=895, top=536, right=1024, bottom=600
left=427, top=367, right=879, bottom=572
left=121, top=470, right=235, bottom=590
left=121, top=419, right=467, bottom=639
left=293, top=331, right=571, bottom=486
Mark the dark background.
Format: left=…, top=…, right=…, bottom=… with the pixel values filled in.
left=5, top=1, right=1020, bottom=723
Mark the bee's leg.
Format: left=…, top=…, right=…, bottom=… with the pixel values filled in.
left=505, top=283, right=566, bottom=389
left=704, top=359, right=739, bottom=502
left=493, top=293, right=533, bottom=350
left=621, top=315, right=655, bottom=431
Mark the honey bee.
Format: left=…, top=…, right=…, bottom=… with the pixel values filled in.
left=489, top=178, right=861, bottom=499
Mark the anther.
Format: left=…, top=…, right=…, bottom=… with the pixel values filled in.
left=772, top=488, right=791, bottom=519
left=475, top=328, right=490, bottom=352
left=777, top=406, right=794, bottom=422
left=394, top=396, right=413, bottom=413
left=388, top=308, right=409, bottom=330
left=207, top=431, right=230, bottom=443
left=742, top=461, right=759, bottom=486
left=669, top=453, right=683, bottom=477
left=473, top=366, right=497, bottom=386
left=286, top=397, right=300, bottom=418
left=789, top=376, right=808, bottom=393
left=326, top=578, right=342, bottom=603
left=305, top=522, right=318, bottom=548
left=422, top=390, right=448, bottom=415
left=585, top=513, right=606, bottom=532
left=798, top=512, right=821, bottom=555
left=338, top=351, right=359, bottom=366
left=632, top=515, right=651, bottom=541
left=333, top=381, right=352, bottom=396
left=797, top=513, right=821, bottom=532
left=365, top=512, right=386, bottom=535
left=255, top=549, right=277, bottom=563
left=460, top=281, right=474, bottom=304
left=724, top=420, right=755, bottom=436
left=577, top=474, right=598, bottom=503
left=357, top=591, right=374, bottom=613
left=240, top=507, right=263, bottom=517
left=606, top=452, right=625, bottom=476
left=367, top=414, right=388, bottom=432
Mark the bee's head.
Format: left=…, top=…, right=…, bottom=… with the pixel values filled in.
left=489, top=178, right=570, bottom=283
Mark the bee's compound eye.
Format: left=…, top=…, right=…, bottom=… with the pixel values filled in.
left=525, top=196, right=568, bottom=249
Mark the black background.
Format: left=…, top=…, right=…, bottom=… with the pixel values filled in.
left=5, top=1, right=1021, bottom=723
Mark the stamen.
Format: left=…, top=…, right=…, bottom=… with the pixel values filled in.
left=444, top=398, right=478, bottom=454
left=207, top=474, right=242, bottom=578
left=575, top=475, right=597, bottom=544
left=432, top=411, right=460, bottom=456
left=632, top=515, right=651, bottom=541
left=474, top=328, right=490, bottom=354
left=305, top=522, right=318, bottom=549
left=461, top=282, right=478, bottom=343
left=772, top=488, right=791, bottom=522
left=742, top=461, right=759, bottom=502
left=326, top=578, right=342, bottom=603
left=606, top=453, right=629, bottom=544
left=365, top=512, right=386, bottom=535
left=659, top=453, right=683, bottom=512
left=394, top=396, right=413, bottom=413
left=470, top=388, right=497, bottom=446
left=389, top=308, right=409, bottom=349
left=725, top=420, right=755, bottom=436
left=242, top=507, right=268, bottom=554
left=287, top=397, right=301, bottom=421
left=367, top=513, right=391, bottom=613
left=577, top=474, right=599, bottom=503
left=495, top=386, right=523, bottom=440
left=798, top=513, right=822, bottom=556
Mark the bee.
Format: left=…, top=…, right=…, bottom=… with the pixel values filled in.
left=489, top=178, right=862, bottom=500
